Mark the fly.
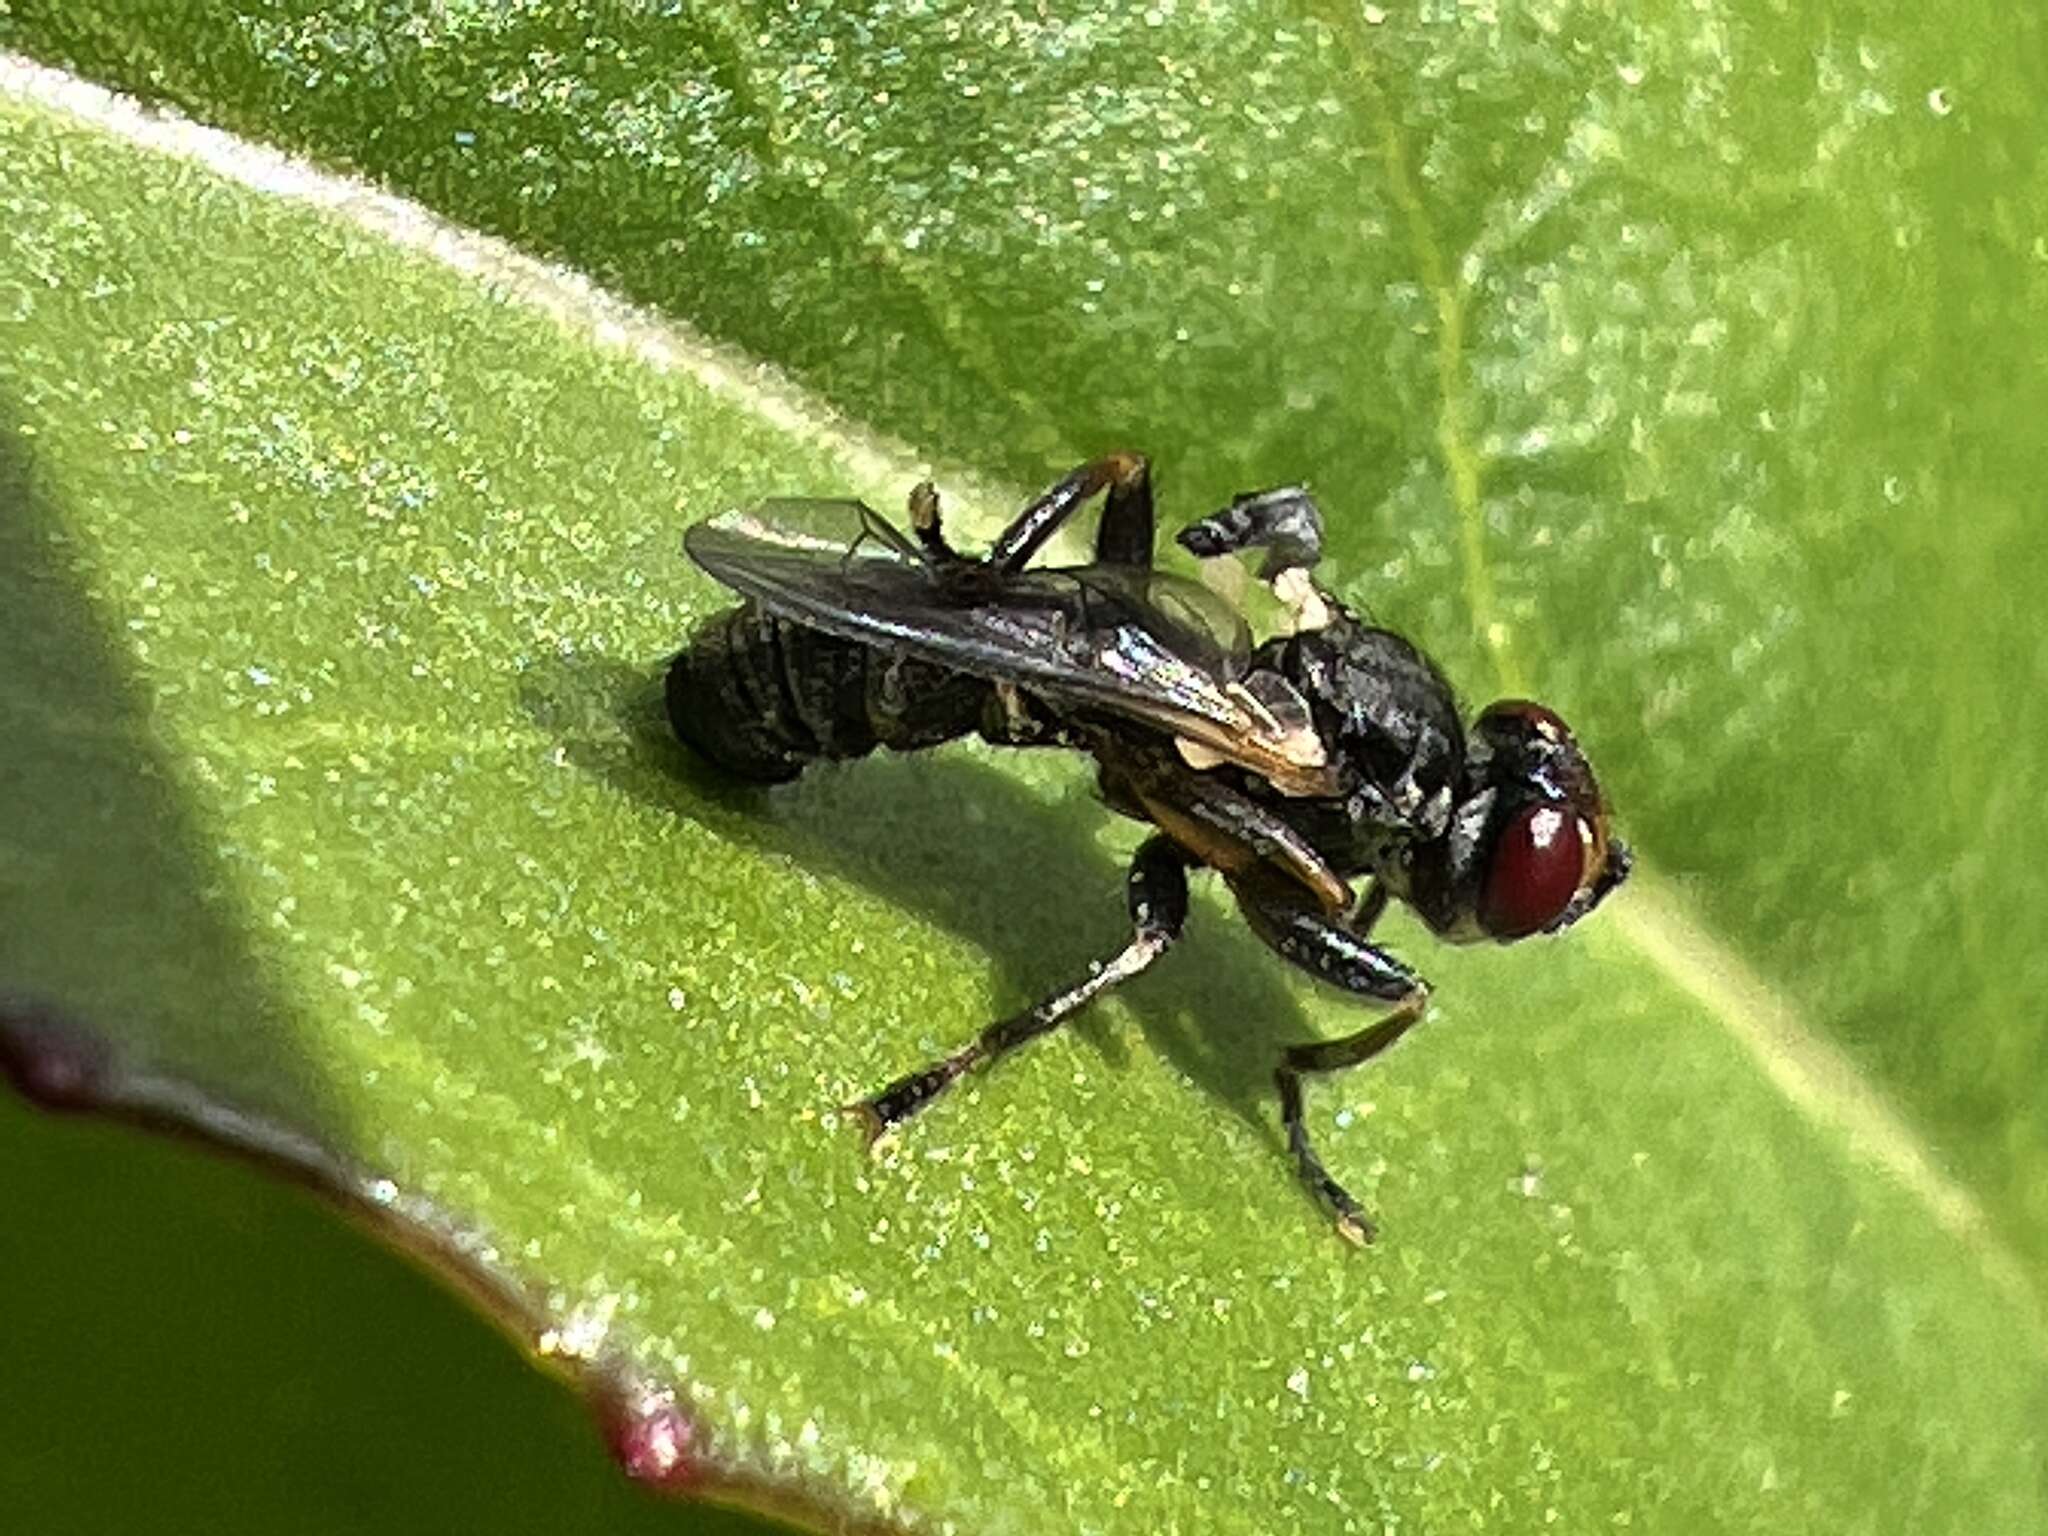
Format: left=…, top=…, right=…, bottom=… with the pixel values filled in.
left=667, top=455, right=1630, bottom=1243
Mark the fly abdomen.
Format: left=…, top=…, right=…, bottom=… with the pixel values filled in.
left=666, top=602, right=992, bottom=783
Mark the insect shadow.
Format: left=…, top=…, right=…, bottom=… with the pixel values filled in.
left=518, top=652, right=1316, bottom=1138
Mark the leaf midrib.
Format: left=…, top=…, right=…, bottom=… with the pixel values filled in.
left=1316, top=15, right=2047, bottom=1344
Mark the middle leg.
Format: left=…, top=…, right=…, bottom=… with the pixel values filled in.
left=850, top=834, right=1190, bottom=1138
left=1231, top=872, right=1430, bottom=1245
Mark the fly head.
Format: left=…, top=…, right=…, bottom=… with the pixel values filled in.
left=1403, top=699, right=1629, bottom=944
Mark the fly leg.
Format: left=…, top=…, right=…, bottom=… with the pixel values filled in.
left=904, top=479, right=968, bottom=564
left=987, top=453, right=1155, bottom=572
left=849, top=835, right=1188, bottom=1138
left=1230, top=873, right=1429, bottom=1245
left=1118, top=753, right=1354, bottom=916
left=1177, top=486, right=1335, bottom=631
left=901, top=456, right=1153, bottom=571
left=1176, top=486, right=1324, bottom=577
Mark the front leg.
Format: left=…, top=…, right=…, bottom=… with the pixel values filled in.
left=1177, top=486, right=1339, bottom=633
left=1230, top=872, right=1429, bottom=1245
left=1177, top=486, right=1325, bottom=576
left=1111, top=747, right=1353, bottom=915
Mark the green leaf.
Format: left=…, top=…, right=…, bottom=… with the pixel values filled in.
left=11, top=1, right=2047, bottom=1267
left=3, top=1, right=2045, bottom=1529
left=0, top=1093, right=780, bottom=1536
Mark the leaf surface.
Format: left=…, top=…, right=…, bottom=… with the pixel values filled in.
left=3, top=5, right=2045, bottom=1531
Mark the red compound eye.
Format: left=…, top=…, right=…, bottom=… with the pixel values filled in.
left=1479, top=804, right=1586, bottom=940
left=1477, top=699, right=1571, bottom=742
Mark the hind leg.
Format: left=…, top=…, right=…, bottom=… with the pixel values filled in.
left=850, top=835, right=1188, bottom=1134
left=986, top=453, right=1155, bottom=571
left=906, top=455, right=1156, bottom=573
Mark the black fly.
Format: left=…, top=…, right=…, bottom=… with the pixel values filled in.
left=668, top=455, right=1630, bottom=1242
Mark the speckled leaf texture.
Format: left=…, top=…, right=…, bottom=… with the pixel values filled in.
left=3, top=3, right=2045, bottom=1533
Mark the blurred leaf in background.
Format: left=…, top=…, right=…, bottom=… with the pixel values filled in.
left=3, top=2, right=2045, bottom=1532
left=0, top=1096, right=790, bottom=1536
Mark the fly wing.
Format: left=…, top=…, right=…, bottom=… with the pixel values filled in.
left=686, top=499, right=1336, bottom=794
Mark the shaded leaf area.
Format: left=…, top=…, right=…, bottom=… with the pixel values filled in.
left=5, top=95, right=2047, bottom=1534
left=7, top=0, right=2047, bottom=1270
left=0, top=1096, right=785, bottom=1536
left=0, top=378, right=337, bottom=1137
